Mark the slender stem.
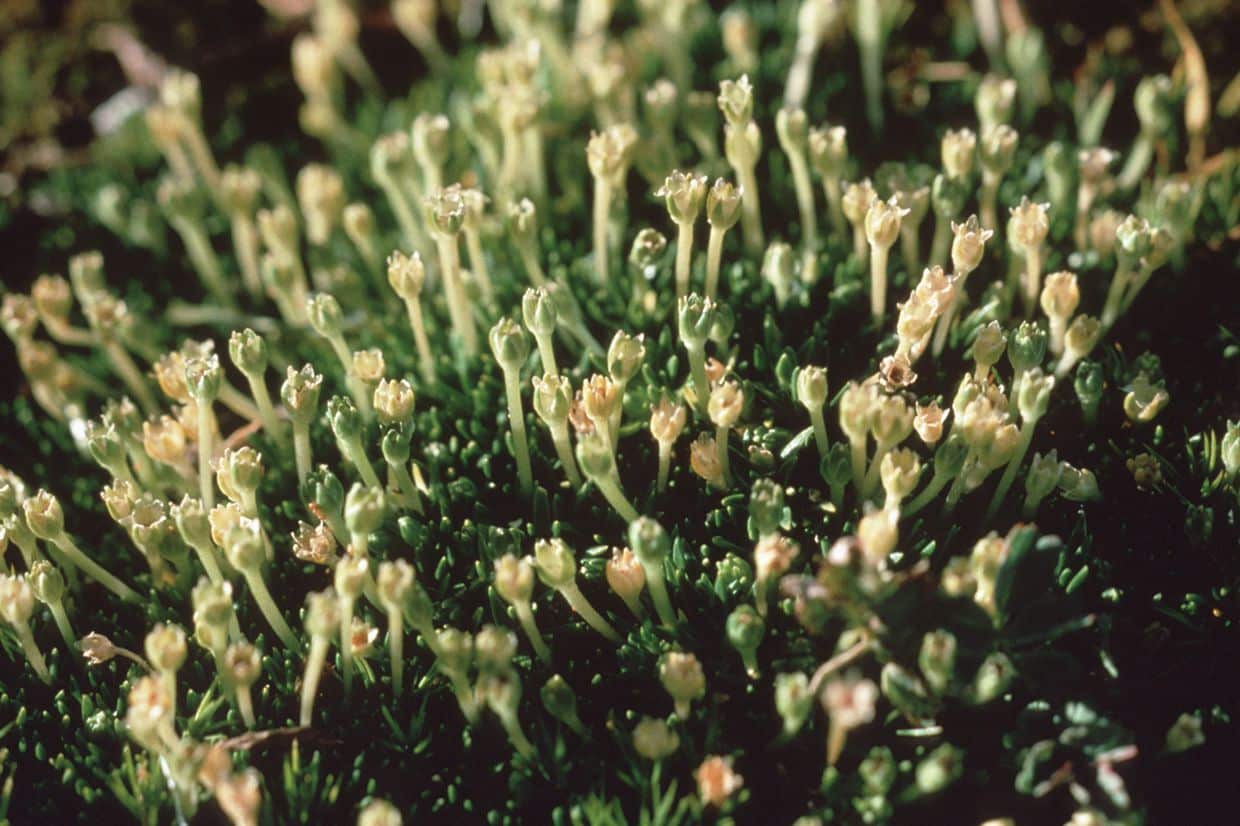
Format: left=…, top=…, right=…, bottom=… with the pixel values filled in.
left=293, top=421, right=312, bottom=488
left=593, top=177, right=611, bottom=285
left=869, top=245, right=890, bottom=322
left=177, top=220, right=233, bottom=308
left=1022, top=245, right=1042, bottom=318
left=862, top=441, right=892, bottom=498
left=503, top=373, right=534, bottom=496
left=188, top=538, right=224, bottom=584
left=929, top=214, right=951, bottom=268
left=345, top=436, right=383, bottom=490
left=656, top=441, right=672, bottom=493
left=300, top=635, right=329, bottom=726
left=644, top=565, right=677, bottom=627
left=808, top=636, right=874, bottom=696
left=824, top=179, right=845, bottom=237
left=101, top=339, right=157, bottom=416
left=219, top=382, right=261, bottom=422
left=54, top=535, right=137, bottom=602
left=809, top=408, right=830, bottom=458
left=852, top=226, right=868, bottom=266
left=738, top=164, right=764, bottom=256
left=378, top=179, right=423, bottom=250
left=596, top=475, right=640, bottom=523
left=17, top=624, right=51, bottom=683
left=498, top=708, right=536, bottom=758
left=340, top=595, right=355, bottom=698
left=236, top=685, right=256, bottom=729
left=850, top=436, right=868, bottom=495
left=388, top=457, right=424, bottom=515
left=436, top=235, right=478, bottom=356
left=789, top=153, right=818, bottom=266
left=387, top=608, right=404, bottom=695
left=1117, top=132, right=1154, bottom=190
left=231, top=215, right=262, bottom=299
left=464, top=228, right=494, bottom=305
left=182, top=124, right=221, bottom=197
left=900, top=225, right=920, bottom=282
left=534, top=331, right=558, bottom=377
left=704, top=227, right=725, bottom=301
left=561, top=583, right=620, bottom=641
left=716, top=424, right=732, bottom=487
left=686, top=344, right=710, bottom=415
left=246, top=375, right=283, bottom=442
left=980, top=170, right=1000, bottom=233
left=550, top=426, right=583, bottom=488
left=243, top=569, right=298, bottom=650
left=514, top=602, right=551, bottom=663
left=985, top=421, right=1036, bottom=519
left=903, top=469, right=953, bottom=516
left=1101, top=263, right=1133, bottom=328
left=403, top=298, right=435, bottom=384
left=1048, top=316, right=1067, bottom=357
left=518, top=245, right=547, bottom=287
left=48, top=602, right=76, bottom=653
left=674, top=222, right=694, bottom=301
left=197, top=403, right=216, bottom=509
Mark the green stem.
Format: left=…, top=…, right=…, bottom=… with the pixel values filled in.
left=48, top=601, right=76, bottom=653
left=809, top=408, right=830, bottom=459
left=686, top=344, right=710, bottom=416
left=246, top=375, right=283, bottom=442
left=17, top=624, right=51, bottom=683
left=594, top=178, right=611, bottom=285
left=903, top=469, right=953, bottom=517
left=387, top=456, right=424, bottom=515
left=54, top=535, right=137, bottom=602
left=387, top=608, right=404, bottom=695
left=985, top=421, right=1036, bottom=520
left=560, top=583, right=620, bottom=641
left=503, top=373, right=534, bottom=496
left=550, top=426, right=583, bottom=488
left=850, top=435, right=868, bottom=495
left=869, top=244, right=890, bottom=322
left=197, top=403, right=216, bottom=510
left=705, top=227, right=725, bottom=301
left=596, top=475, right=639, bottom=523
left=674, top=221, right=694, bottom=301
left=231, top=215, right=263, bottom=299
left=716, top=424, right=732, bottom=487
left=789, top=153, right=818, bottom=267
left=293, top=420, right=312, bottom=488
left=656, top=442, right=672, bottom=493
left=236, top=685, right=255, bottom=729
left=464, top=228, right=494, bottom=306
left=514, top=602, right=551, bottom=663
left=929, top=214, right=951, bottom=268
left=300, top=635, right=329, bottom=726
left=101, top=339, right=157, bottom=416
left=644, top=565, right=676, bottom=627
left=738, top=163, right=764, bottom=256
left=345, top=436, right=383, bottom=490
left=243, top=569, right=298, bottom=650
left=340, top=594, right=355, bottom=698
left=534, top=331, right=558, bottom=377
left=403, top=298, right=435, bottom=384
left=824, top=179, right=845, bottom=237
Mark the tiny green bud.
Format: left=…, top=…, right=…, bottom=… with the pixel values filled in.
left=725, top=605, right=764, bottom=675
left=533, top=538, right=577, bottom=589
left=344, top=483, right=386, bottom=539
left=327, top=395, right=364, bottom=441
left=659, top=651, right=706, bottom=717
left=657, top=170, right=709, bottom=225
left=334, top=554, right=370, bottom=599
left=1016, top=368, right=1055, bottom=421
left=748, top=479, right=787, bottom=539
left=677, top=293, right=716, bottom=349
left=975, top=74, right=1017, bottom=131
left=228, top=329, right=268, bottom=377
left=540, top=674, right=582, bottom=730
left=304, top=588, right=341, bottom=638
left=797, top=366, right=829, bottom=411
left=306, top=293, right=344, bottom=338
left=774, top=672, right=813, bottom=736
left=475, top=623, right=518, bottom=672
left=971, top=651, right=1014, bottom=703
left=607, top=332, right=646, bottom=384
left=575, top=430, right=615, bottom=479
left=423, top=184, right=466, bottom=237
left=628, top=517, right=669, bottom=568
left=281, top=364, right=323, bottom=424
left=184, top=355, right=223, bottom=403
left=22, top=489, right=64, bottom=540
left=493, top=553, right=534, bottom=605
left=1008, top=321, right=1048, bottom=374
left=706, top=178, right=744, bottom=230
left=918, top=630, right=958, bottom=695
left=489, top=317, right=530, bottom=373
left=860, top=746, right=898, bottom=795
left=940, top=128, right=976, bottom=179
left=224, top=524, right=265, bottom=572
left=29, top=560, right=65, bottom=604
left=628, top=228, right=667, bottom=275
left=386, top=250, right=426, bottom=299
left=145, top=623, right=188, bottom=673
left=930, top=174, right=968, bottom=219
left=915, top=743, right=963, bottom=794
left=716, top=75, right=754, bottom=125
left=521, top=287, right=558, bottom=337
left=373, top=378, right=415, bottom=427
left=881, top=662, right=937, bottom=719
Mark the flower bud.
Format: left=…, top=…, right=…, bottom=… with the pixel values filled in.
left=493, top=553, right=534, bottom=605
left=775, top=106, right=808, bottom=155
left=334, top=554, right=370, bottom=600
left=628, top=228, right=667, bottom=276
left=605, top=333, right=645, bottom=386
left=1009, top=197, right=1050, bottom=250
left=915, top=743, right=963, bottom=794
left=423, top=184, right=466, bottom=237
left=631, top=716, right=679, bottom=760
left=307, top=293, right=344, bottom=339
left=649, top=398, right=687, bottom=446
left=291, top=520, right=338, bottom=566
left=1221, top=421, right=1240, bottom=477
left=224, top=523, right=265, bottom=572
left=716, top=75, right=753, bottom=125
left=606, top=546, right=645, bottom=601
left=706, top=178, right=744, bottom=230
left=223, top=640, right=262, bottom=690
left=184, top=355, right=222, bottom=403
left=304, top=588, right=340, bottom=638
left=521, top=287, right=558, bottom=338
left=327, top=395, right=363, bottom=441
left=762, top=242, right=797, bottom=303
left=865, top=196, right=908, bottom=249
left=870, top=394, right=914, bottom=446
left=931, top=173, right=968, bottom=219
left=474, top=623, right=517, bottom=672
left=838, top=381, right=876, bottom=443
left=1025, top=450, right=1062, bottom=504
left=217, top=447, right=264, bottom=505
left=913, top=402, right=947, bottom=447
left=753, top=534, right=799, bottom=584
left=941, top=128, right=977, bottom=179
left=775, top=672, right=813, bottom=735
left=808, top=124, right=848, bottom=177
left=586, top=124, right=638, bottom=183
left=919, top=630, right=957, bottom=695
left=125, top=674, right=172, bottom=744
left=29, top=560, right=65, bottom=605
left=575, top=430, right=614, bottom=479
left=709, top=381, right=744, bottom=428
left=979, top=125, right=1018, bottom=175
left=341, top=202, right=375, bottom=249
left=975, top=75, right=1017, bottom=131
left=1041, top=271, right=1080, bottom=322
left=228, top=329, right=268, bottom=378
left=841, top=179, right=878, bottom=226
left=532, top=538, right=577, bottom=589
left=881, top=448, right=922, bottom=503
left=1007, top=321, right=1047, bottom=374
left=629, top=517, right=669, bottom=567
left=386, top=250, right=426, bottom=300
left=540, top=674, right=582, bottom=730
left=344, top=483, right=386, bottom=539
left=1123, top=373, right=1169, bottom=423
left=1063, top=315, right=1102, bottom=363
left=972, top=321, right=1006, bottom=374
left=531, top=373, right=572, bottom=426
left=281, top=364, right=323, bottom=424
left=857, top=506, right=898, bottom=561
left=352, top=348, right=385, bottom=387
left=489, top=318, right=530, bottom=373
left=411, top=112, right=451, bottom=170
left=881, top=662, right=936, bottom=719
left=22, top=489, right=64, bottom=540
left=796, top=366, right=828, bottom=411
left=657, top=170, right=709, bottom=225
left=374, top=378, right=415, bottom=427
left=660, top=651, right=705, bottom=716
left=690, top=434, right=725, bottom=488
left=971, top=651, right=1014, bottom=703
left=145, top=623, right=188, bottom=673
left=950, top=214, right=993, bottom=273
left=677, top=293, right=717, bottom=348
left=295, top=164, right=345, bottom=245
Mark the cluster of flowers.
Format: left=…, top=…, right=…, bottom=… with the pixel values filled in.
left=1, top=0, right=1236, bottom=823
